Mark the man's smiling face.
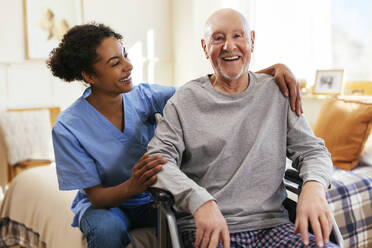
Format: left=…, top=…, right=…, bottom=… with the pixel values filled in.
left=202, top=10, right=255, bottom=82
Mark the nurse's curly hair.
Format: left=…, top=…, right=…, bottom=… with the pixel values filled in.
left=47, top=23, right=122, bottom=82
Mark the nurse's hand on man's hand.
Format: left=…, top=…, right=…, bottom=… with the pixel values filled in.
left=128, top=153, right=167, bottom=195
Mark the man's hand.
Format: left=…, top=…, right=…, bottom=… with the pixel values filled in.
left=294, top=181, right=333, bottom=247
left=193, top=200, right=230, bottom=248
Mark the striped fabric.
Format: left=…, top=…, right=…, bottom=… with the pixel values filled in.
left=0, top=217, right=46, bottom=248
left=181, top=223, right=338, bottom=247
left=327, top=164, right=372, bottom=248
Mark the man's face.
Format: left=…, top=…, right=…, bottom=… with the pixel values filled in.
left=202, top=13, right=255, bottom=82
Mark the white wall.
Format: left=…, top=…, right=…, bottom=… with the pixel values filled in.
left=83, top=0, right=173, bottom=85
left=253, top=0, right=333, bottom=86
left=0, top=0, right=173, bottom=110
left=0, top=0, right=25, bottom=63
left=0, top=0, right=85, bottom=109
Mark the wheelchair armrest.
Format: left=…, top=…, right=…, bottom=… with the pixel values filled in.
left=149, top=187, right=174, bottom=205
left=148, top=187, right=182, bottom=248
left=284, top=168, right=303, bottom=195
left=284, top=156, right=304, bottom=195
left=284, top=168, right=303, bottom=186
left=284, top=168, right=344, bottom=247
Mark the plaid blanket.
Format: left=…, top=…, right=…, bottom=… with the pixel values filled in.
left=327, top=163, right=372, bottom=248
left=0, top=217, right=46, bottom=248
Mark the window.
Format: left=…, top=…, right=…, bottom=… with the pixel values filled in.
left=251, top=0, right=372, bottom=84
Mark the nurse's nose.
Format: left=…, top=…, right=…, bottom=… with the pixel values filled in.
left=122, top=58, right=133, bottom=72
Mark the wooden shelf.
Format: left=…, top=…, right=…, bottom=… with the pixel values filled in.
left=302, top=94, right=337, bottom=100
left=302, top=93, right=372, bottom=103
left=8, top=160, right=53, bottom=183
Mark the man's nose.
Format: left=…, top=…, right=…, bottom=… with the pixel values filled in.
left=223, top=37, right=236, bottom=51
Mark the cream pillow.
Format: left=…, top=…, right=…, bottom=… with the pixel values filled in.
left=0, top=109, right=54, bottom=166
left=360, top=130, right=372, bottom=165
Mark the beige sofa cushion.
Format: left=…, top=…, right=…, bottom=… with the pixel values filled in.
left=0, top=166, right=157, bottom=248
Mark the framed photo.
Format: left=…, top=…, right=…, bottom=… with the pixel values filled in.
left=313, top=69, right=344, bottom=95
left=24, top=0, right=83, bottom=60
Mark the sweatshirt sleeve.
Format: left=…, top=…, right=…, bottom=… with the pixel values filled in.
left=286, top=105, right=333, bottom=188
left=147, top=100, right=215, bottom=214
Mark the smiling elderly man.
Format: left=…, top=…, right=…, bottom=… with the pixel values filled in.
left=148, top=8, right=336, bottom=248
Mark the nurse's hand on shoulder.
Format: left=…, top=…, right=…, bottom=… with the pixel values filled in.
left=128, top=153, right=167, bottom=195
left=272, top=63, right=303, bottom=116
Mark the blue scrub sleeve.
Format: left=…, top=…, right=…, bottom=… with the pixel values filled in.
left=139, top=84, right=176, bottom=115
left=52, top=122, right=101, bottom=191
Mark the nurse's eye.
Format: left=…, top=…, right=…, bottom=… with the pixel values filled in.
left=112, top=61, right=120, bottom=67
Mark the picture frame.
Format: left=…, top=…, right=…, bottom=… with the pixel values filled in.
left=313, top=69, right=344, bottom=95
left=24, top=0, right=83, bottom=60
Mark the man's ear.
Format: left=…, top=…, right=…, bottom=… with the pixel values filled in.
left=250, top=30, right=255, bottom=53
left=201, top=39, right=209, bottom=59
left=81, top=71, right=96, bottom=85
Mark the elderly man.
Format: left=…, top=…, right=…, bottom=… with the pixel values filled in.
left=148, top=8, right=336, bottom=248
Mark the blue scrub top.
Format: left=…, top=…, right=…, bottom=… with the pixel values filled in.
left=52, top=83, right=176, bottom=227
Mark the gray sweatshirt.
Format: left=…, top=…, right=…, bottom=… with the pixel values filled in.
left=147, top=72, right=332, bottom=233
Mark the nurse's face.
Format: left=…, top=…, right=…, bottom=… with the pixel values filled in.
left=90, top=37, right=133, bottom=94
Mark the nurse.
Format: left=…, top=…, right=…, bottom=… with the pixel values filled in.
left=47, top=23, right=301, bottom=248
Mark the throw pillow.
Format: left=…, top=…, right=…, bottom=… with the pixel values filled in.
left=313, top=99, right=372, bottom=170
left=360, top=130, right=372, bottom=165
left=0, top=109, right=54, bottom=166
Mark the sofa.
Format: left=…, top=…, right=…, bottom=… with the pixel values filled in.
left=0, top=107, right=156, bottom=248
left=311, top=97, right=372, bottom=247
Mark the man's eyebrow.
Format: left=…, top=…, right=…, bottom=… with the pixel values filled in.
left=211, top=31, right=224, bottom=36
left=106, top=56, right=119, bottom=64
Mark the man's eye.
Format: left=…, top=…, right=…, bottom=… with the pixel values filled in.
left=124, top=52, right=129, bottom=58
left=112, top=61, right=120, bottom=67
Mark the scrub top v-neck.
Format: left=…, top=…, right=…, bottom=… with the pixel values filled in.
left=52, top=83, right=176, bottom=227
left=84, top=92, right=129, bottom=143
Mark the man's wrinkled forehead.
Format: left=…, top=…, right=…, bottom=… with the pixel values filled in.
left=203, top=9, right=250, bottom=39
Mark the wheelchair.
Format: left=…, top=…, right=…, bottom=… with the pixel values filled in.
left=149, top=156, right=344, bottom=248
